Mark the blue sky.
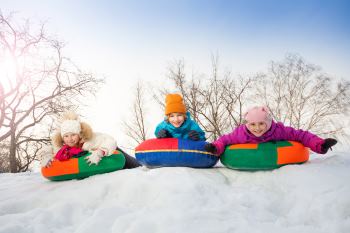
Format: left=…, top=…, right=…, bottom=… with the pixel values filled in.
left=1, top=0, right=349, bottom=78
left=1, top=0, right=350, bottom=145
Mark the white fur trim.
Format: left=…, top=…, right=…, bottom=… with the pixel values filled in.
left=60, top=120, right=81, bottom=137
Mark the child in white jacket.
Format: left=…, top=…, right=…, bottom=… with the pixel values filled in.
left=41, top=111, right=140, bottom=168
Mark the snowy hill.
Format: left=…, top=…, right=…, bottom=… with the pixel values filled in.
left=1, top=152, right=350, bottom=233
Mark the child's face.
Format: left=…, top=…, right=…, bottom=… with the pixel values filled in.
left=246, top=121, right=268, bottom=137
left=168, top=113, right=185, bottom=128
left=63, top=133, right=81, bottom=147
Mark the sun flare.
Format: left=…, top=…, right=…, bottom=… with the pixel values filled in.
left=0, top=54, right=17, bottom=88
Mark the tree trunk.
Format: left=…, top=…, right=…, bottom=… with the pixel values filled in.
left=9, top=128, right=17, bottom=173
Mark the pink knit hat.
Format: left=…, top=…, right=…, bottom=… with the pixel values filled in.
left=244, top=106, right=273, bottom=130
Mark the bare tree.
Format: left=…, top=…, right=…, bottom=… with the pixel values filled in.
left=0, top=140, right=10, bottom=172
left=255, top=54, right=350, bottom=137
left=122, top=80, right=148, bottom=146
left=157, top=56, right=256, bottom=140
left=151, top=54, right=349, bottom=143
left=0, top=13, right=104, bottom=172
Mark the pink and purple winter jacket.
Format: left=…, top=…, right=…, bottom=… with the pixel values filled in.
left=212, top=121, right=325, bottom=155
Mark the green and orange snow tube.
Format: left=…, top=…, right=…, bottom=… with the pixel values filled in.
left=220, top=141, right=309, bottom=170
left=41, top=150, right=126, bottom=181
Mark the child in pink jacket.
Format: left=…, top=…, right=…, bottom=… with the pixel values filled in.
left=205, top=106, right=337, bottom=156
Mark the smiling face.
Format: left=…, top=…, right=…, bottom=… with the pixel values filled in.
left=246, top=121, right=269, bottom=137
left=168, top=113, right=186, bottom=128
left=62, top=133, right=81, bottom=147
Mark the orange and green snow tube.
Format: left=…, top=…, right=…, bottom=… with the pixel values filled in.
left=41, top=150, right=126, bottom=181
left=220, top=141, right=309, bottom=170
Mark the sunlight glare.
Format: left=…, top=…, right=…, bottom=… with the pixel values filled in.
left=0, top=53, right=17, bottom=89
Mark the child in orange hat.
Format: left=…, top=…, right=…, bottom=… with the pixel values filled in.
left=154, top=93, right=205, bottom=141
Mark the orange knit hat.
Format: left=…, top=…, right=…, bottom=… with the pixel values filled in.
left=165, top=94, right=186, bottom=115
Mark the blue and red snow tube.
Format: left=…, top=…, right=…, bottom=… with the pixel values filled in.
left=135, top=138, right=218, bottom=168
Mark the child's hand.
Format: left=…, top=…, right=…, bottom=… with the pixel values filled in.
left=204, top=143, right=217, bottom=154
left=41, top=158, right=53, bottom=168
left=85, top=150, right=104, bottom=165
left=321, top=138, right=337, bottom=154
left=188, top=130, right=200, bottom=141
left=157, top=129, right=171, bottom=138
left=40, top=146, right=54, bottom=168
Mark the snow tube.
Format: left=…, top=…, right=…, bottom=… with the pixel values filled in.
left=220, top=141, right=309, bottom=170
left=41, top=150, right=126, bottom=181
left=135, top=138, right=218, bottom=168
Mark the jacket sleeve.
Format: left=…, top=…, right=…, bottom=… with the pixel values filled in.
left=280, top=125, right=324, bottom=153
left=154, top=121, right=166, bottom=137
left=212, top=128, right=241, bottom=155
left=82, top=133, right=118, bottom=155
left=98, top=134, right=118, bottom=155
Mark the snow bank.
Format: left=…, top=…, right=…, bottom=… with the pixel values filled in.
left=1, top=152, right=350, bottom=233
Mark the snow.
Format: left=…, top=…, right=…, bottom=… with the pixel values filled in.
left=1, top=152, right=350, bottom=233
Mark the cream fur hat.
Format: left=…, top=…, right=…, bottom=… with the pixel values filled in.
left=52, top=111, right=93, bottom=149
left=60, top=119, right=81, bottom=137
